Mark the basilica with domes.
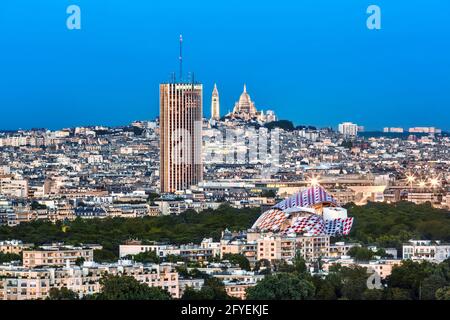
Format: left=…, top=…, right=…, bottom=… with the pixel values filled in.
left=232, top=84, right=257, bottom=118
left=225, top=84, right=276, bottom=123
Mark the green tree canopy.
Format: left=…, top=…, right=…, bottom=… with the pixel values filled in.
left=264, top=120, right=295, bottom=131
left=347, top=247, right=374, bottom=262
left=94, top=275, right=171, bottom=300
left=93, top=249, right=117, bottom=263
left=47, top=287, right=78, bottom=300
left=386, top=260, right=430, bottom=299
left=293, top=254, right=307, bottom=274
left=421, top=273, right=448, bottom=300
left=260, top=189, right=277, bottom=198
left=346, top=201, right=450, bottom=248
left=128, top=250, right=160, bottom=264
left=246, top=273, right=315, bottom=300
left=339, top=266, right=370, bottom=300
left=311, top=276, right=337, bottom=300
left=436, top=286, right=450, bottom=300
left=182, top=277, right=230, bottom=300
left=222, top=254, right=251, bottom=271
left=0, top=252, right=22, bottom=263
left=0, top=206, right=260, bottom=261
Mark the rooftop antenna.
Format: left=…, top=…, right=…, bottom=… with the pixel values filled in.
left=179, top=34, right=183, bottom=82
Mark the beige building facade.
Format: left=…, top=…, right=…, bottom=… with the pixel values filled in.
left=23, top=247, right=94, bottom=268
left=160, top=83, right=203, bottom=193
left=0, top=262, right=180, bottom=300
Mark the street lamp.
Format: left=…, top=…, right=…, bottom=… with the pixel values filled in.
left=429, top=177, right=440, bottom=188
left=418, top=180, right=426, bottom=189
left=406, top=175, right=415, bottom=188
left=406, top=175, right=415, bottom=184
left=308, top=175, right=320, bottom=187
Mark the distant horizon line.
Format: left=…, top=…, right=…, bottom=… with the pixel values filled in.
left=0, top=119, right=447, bottom=134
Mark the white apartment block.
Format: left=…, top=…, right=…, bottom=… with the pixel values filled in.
left=407, top=192, right=435, bottom=205
left=0, top=240, right=33, bottom=255
left=0, top=176, right=28, bottom=198
left=0, top=262, right=181, bottom=300
left=383, top=127, right=404, bottom=133
left=338, top=122, right=358, bottom=137
left=328, top=242, right=361, bottom=258
left=322, top=258, right=402, bottom=279
left=408, top=127, right=441, bottom=134
left=119, top=241, right=216, bottom=262
left=254, top=235, right=330, bottom=262
left=403, top=240, right=450, bottom=262
left=119, top=243, right=180, bottom=259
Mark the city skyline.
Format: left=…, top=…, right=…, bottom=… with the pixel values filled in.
left=1, top=0, right=450, bottom=306
left=1, top=1, right=449, bottom=131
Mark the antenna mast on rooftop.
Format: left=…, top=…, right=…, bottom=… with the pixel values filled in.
left=179, top=34, right=183, bottom=81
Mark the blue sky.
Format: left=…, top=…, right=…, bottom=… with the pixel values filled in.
left=0, top=0, right=449, bottom=130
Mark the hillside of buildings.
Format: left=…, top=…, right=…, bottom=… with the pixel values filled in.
left=0, top=201, right=449, bottom=262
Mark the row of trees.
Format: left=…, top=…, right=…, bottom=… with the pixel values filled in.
left=245, top=257, right=450, bottom=300
left=1, top=201, right=448, bottom=261
left=47, top=272, right=233, bottom=300
left=47, top=275, right=171, bottom=300
left=346, top=201, right=450, bottom=249
left=347, top=246, right=392, bottom=261
left=0, top=204, right=261, bottom=261
left=48, top=256, right=450, bottom=300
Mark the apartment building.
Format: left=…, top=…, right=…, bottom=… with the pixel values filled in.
left=220, top=239, right=247, bottom=258
left=0, top=262, right=181, bottom=300
left=119, top=240, right=215, bottom=262
left=22, top=245, right=95, bottom=268
left=322, top=258, right=402, bottom=279
left=0, top=240, right=33, bottom=255
left=179, top=278, right=205, bottom=297
left=200, top=238, right=221, bottom=257
left=296, top=235, right=330, bottom=261
left=329, top=242, right=361, bottom=258
left=224, top=282, right=256, bottom=300
left=0, top=267, right=53, bottom=300
left=407, top=192, right=435, bottom=205
left=403, top=240, right=450, bottom=262
left=256, top=236, right=296, bottom=262
left=0, top=176, right=28, bottom=198
left=213, top=270, right=264, bottom=285
left=358, top=260, right=402, bottom=279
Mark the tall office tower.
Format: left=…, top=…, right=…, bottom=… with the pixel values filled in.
left=211, top=83, right=220, bottom=120
left=338, top=122, right=359, bottom=137
left=160, top=82, right=203, bottom=193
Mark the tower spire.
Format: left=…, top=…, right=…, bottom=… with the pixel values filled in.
left=211, top=83, right=220, bottom=120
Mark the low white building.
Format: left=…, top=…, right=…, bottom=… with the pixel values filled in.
left=0, top=261, right=183, bottom=300
left=119, top=242, right=180, bottom=259
left=328, top=242, right=361, bottom=258
left=322, top=257, right=402, bottom=279
left=402, top=240, right=450, bottom=263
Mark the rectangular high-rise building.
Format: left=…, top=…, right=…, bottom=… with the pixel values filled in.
left=383, top=127, right=404, bottom=133
left=160, top=82, right=203, bottom=193
left=338, top=122, right=358, bottom=137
